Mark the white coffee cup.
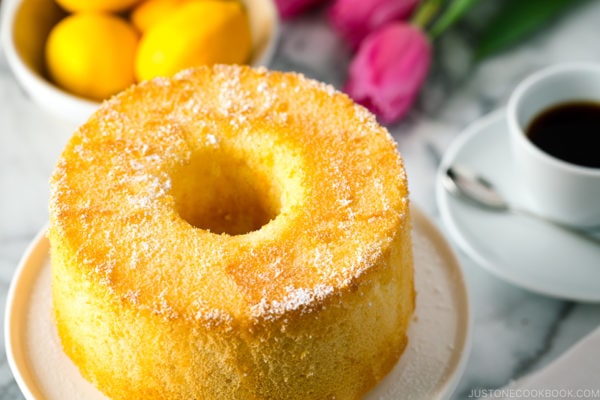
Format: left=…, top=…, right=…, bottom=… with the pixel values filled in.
left=507, top=62, right=600, bottom=228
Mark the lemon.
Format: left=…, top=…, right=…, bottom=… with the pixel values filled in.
left=131, top=0, right=185, bottom=32
left=135, top=0, right=252, bottom=82
left=55, top=0, right=142, bottom=13
left=45, top=13, right=139, bottom=101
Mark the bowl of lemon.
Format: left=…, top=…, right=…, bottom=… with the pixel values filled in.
left=1, top=0, right=278, bottom=125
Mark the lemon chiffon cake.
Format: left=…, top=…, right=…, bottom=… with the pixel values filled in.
left=48, top=65, right=415, bottom=399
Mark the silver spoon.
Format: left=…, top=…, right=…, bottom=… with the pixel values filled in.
left=443, top=165, right=600, bottom=245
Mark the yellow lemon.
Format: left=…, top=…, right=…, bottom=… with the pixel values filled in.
left=135, top=0, right=252, bottom=82
left=131, top=0, right=185, bottom=32
left=45, top=13, right=139, bottom=101
left=55, top=0, right=142, bottom=13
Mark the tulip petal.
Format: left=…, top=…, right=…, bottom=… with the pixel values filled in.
left=344, top=23, right=431, bottom=124
left=328, top=0, right=418, bottom=48
left=275, top=0, right=329, bottom=19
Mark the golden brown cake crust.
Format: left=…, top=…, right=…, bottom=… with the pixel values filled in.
left=49, top=65, right=414, bottom=399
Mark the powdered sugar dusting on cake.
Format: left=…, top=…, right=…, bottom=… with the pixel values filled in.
left=215, top=66, right=256, bottom=128
left=205, top=133, right=218, bottom=146
left=123, top=289, right=140, bottom=305
left=284, top=284, right=334, bottom=310
left=250, top=283, right=335, bottom=320
left=126, top=170, right=172, bottom=210
left=152, top=289, right=179, bottom=320
left=248, top=241, right=387, bottom=320
left=93, top=258, right=115, bottom=287
left=191, top=298, right=234, bottom=328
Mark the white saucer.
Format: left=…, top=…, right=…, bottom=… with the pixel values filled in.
left=5, top=207, right=470, bottom=400
left=436, top=110, right=600, bottom=302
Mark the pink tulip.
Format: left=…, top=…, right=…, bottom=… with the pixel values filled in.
left=275, top=0, right=330, bottom=19
left=328, top=0, right=419, bottom=49
left=344, top=23, right=431, bottom=124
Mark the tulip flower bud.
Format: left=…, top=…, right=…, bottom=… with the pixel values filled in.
left=275, top=0, right=329, bottom=19
left=344, top=22, right=431, bottom=124
left=328, top=0, right=418, bottom=49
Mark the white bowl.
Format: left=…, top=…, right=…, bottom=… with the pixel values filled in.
left=1, top=0, right=279, bottom=126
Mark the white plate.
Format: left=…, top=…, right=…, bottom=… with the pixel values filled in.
left=5, top=207, right=470, bottom=400
left=436, top=110, right=600, bottom=302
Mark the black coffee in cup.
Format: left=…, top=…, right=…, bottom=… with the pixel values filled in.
left=526, top=101, right=600, bottom=168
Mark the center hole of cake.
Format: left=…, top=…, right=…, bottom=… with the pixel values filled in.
left=172, top=149, right=281, bottom=235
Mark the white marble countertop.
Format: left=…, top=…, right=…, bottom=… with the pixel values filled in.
left=1, top=1, right=600, bottom=398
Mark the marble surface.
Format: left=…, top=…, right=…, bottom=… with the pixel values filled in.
left=1, top=1, right=600, bottom=398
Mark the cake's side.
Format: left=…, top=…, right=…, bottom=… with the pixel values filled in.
left=50, top=217, right=413, bottom=399
left=48, top=65, right=414, bottom=399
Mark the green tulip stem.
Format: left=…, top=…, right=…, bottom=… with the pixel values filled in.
left=412, top=0, right=444, bottom=30
left=428, top=0, right=480, bottom=39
